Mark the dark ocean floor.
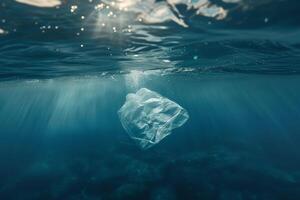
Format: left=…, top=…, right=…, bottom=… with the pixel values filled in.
left=1, top=143, right=300, bottom=200
left=0, top=73, right=300, bottom=199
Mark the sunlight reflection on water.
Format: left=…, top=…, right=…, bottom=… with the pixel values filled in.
left=15, top=0, right=61, bottom=7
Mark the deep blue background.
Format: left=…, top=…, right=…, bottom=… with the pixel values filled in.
left=0, top=0, right=300, bottom=199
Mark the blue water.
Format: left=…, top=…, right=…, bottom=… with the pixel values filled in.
left=0, top=0, right=300, bottom=199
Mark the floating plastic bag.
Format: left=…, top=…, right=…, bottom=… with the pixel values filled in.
left=118, top=88, right=189, bottom=149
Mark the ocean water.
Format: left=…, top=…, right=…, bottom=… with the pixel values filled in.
left=0, top=0, right=300, bottom=199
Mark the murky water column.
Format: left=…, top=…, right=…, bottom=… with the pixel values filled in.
left=0, top=73, right=300, bottom=199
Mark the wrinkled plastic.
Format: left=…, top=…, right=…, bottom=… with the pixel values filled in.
left=118, top=88, right=189, bottom=149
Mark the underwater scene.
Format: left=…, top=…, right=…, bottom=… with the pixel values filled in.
left=0, top=0, right=300, bottom=199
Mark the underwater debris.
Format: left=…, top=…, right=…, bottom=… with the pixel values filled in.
left=118, top=88, right=189, bottom=149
